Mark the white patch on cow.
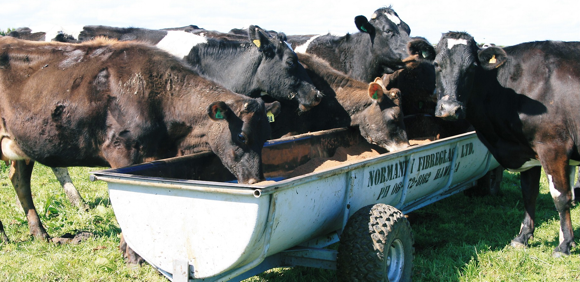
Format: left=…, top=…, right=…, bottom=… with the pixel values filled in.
left=548, top=174, right=563, bottom=200
left=447, top=39, right=468, bottom=49
left=506, top=159, right=541, bottom=173
left=42, top=26, right=83, bottom=42
left=156, top=31, right=207, bottom=59
left=1, top=138, right=28, bottom=160
left=386, top=12, right=401, bottom=25
left=294, top=35, right=322, bottom=54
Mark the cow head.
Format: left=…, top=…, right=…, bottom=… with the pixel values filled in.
left=207, top=99, right=281, bottom=184
left=248, top=25, right=322, bottom=112
left=354, top=80, right=409, bottom=152
left=354, top=7, right=412, bottom=74
left=433, top=32, right=488, bottom=120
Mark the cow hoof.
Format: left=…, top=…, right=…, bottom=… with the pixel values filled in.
left=552, top=251, right=569, bottom=258
left=510, top=240, right=526, bottom=249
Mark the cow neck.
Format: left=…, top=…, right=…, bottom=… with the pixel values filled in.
left=299, top=53, right=373, bottom=128
left=466, top=64, right=527, bottom=150
left=188, top=42, right=260, bottom=96
left=338, top=32, right=383, bottom=82
left=160, top=71, right=248, bottom=156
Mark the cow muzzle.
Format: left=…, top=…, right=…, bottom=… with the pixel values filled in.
left=435, top=101, right=464, bottom=121
left=298, top=90, right=323, bottom=112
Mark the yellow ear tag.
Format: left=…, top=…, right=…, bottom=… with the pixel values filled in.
left=253, top=39, right=261, bottom=48
left=267, top=111, right=275, bottom=123
left=489, top=55, right=497, bottom=64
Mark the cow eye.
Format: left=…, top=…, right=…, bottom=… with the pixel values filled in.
left=433, top=61, right=441, bottom=71
left=237, top=133, right=248, bottom=145
left=286, top=59, right=294, bottom=67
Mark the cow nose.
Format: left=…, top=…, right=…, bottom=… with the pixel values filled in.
left=247, top=178, right=259, bottom=185
left=314, top=91, right=323, bottom=104
left=436, top=102, right=463, bottom=120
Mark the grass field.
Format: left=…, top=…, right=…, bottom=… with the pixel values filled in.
left=0, top=162, right=579, bottom=281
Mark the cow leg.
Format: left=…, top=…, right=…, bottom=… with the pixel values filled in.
left=573, top=166, right=580, bottom=203
left=51, top=167, right=88, bottom=210
left=120, top=233, right=144, bottom=265
left=511, top=166, right=541, bottom=248
left=490, top=166, right=504, bottom=196
left=0, top=219, right=9, bottom=243
left=544, top=164, right=575, bottom=257
left=10, top=160, right=49, bottom=240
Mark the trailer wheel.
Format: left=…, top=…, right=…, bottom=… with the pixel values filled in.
left=337, top=204, right=414, bottom=282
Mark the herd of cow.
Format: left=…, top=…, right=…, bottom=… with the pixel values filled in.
left=2, top=5, right=580, bottom=271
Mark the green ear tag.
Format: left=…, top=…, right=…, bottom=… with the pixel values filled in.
left=267, top=111, right=275, bottom=123
left=360, top=26, right=367, bottom=32
left=372, top=90, right=379, bottom=100
left=419, top=101, right=424, bottom=109
left=215, top=109, right=224, bottom=119
left=422, top=51, right=429, bottom=58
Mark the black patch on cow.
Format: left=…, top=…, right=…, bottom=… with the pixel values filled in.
left=51, top=103, right=66, bottom=121
left=0, top=51, right=8, bottom=69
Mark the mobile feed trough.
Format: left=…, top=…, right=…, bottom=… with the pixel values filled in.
left=91, top=124, right=499, bottom=282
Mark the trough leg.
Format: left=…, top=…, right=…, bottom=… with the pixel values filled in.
left=511, top=166, right=540, bottom=248
left=51, top=167, right=88, bottom=210
left=10, top=160, right=49, bottom=240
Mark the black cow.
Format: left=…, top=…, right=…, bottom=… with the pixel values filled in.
left=7, top=27, right=80, bottom=43
left=79, top=25, right=322, bottom=111
left=287, top=6, right=412, bottom=82
left=0, top=37, right=279, bottom=256
left=433, top=31, right=580, bottom=257
left=6, top=27, right=46, bottom=41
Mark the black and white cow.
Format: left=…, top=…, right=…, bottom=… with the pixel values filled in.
left=79, top=25, right=322, bottom=111
left=433, top=31, right=580, bottom=257
left=287, top=6, right=412, bottom=82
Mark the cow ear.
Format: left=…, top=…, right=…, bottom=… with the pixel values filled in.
left=265, top=101, right=282, bottom=123
left=478, top=47, right=507, bottom=70
left=248, top=25, right=271, bottom=51
left=208, top=101, right=230, bottom=121
left=386, top=88, right=402, bottom=106
left=368, top=82, right=384, bottom=102
left=407, top=38, right=435, bottom=61
left=355, top=16, right=375, bottom=35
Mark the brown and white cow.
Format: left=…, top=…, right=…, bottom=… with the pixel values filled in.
left=0, top=37, right=278, bottom=247
left=433, top=31, right=580, bottom=257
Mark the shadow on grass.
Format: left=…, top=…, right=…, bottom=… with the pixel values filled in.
left=86, top=196, right=111, bottom=209
left=408, top=170, right=564, bottom=280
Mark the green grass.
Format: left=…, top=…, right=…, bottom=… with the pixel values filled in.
left=1, top=163, right=579, bottom=281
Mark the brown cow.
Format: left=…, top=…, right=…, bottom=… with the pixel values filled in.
left=267, top=52, right=409, bottom=153
left=0, top=37, right=278, bottom=249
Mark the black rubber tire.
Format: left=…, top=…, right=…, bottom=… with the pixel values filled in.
left=337, top=204, right=414, bottom=282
